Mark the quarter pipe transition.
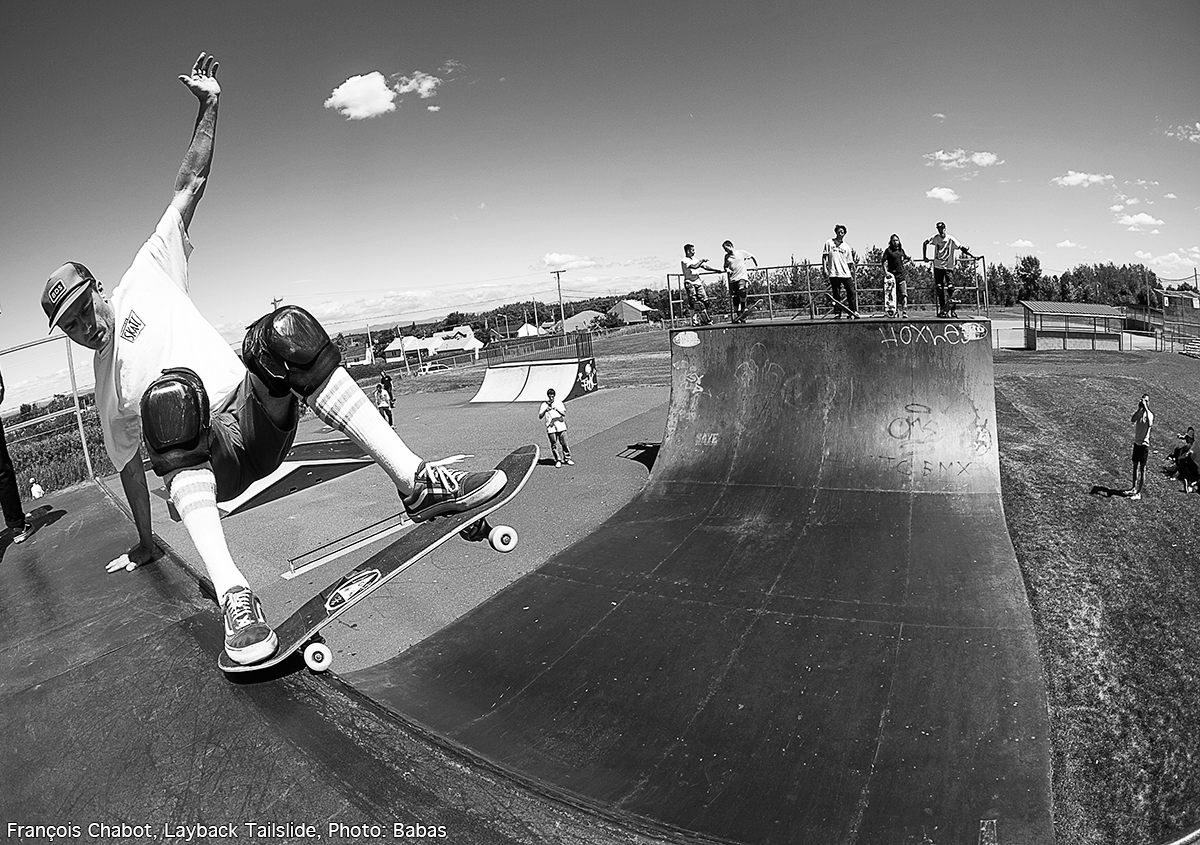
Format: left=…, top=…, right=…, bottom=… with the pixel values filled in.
left=350, top=319, right=1055, bottom=844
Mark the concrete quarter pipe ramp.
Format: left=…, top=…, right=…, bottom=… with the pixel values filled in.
left=470, top=357, right=598, bottom=403
left=350, top=320, right=1055, bottom=844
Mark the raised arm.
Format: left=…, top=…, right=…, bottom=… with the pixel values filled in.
left=171, top=52, right=221, bottom=232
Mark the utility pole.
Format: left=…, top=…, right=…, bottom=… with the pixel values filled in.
left=270, top=296, right=282, bottom=311
left=552, top=270, right=567, bottom=334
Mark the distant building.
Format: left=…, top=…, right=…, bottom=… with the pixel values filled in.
left=557, top=310, right=604, bottom=333
left=342, top=344, right=372, bottom=366
left=607, top=300, right=654, bottom=325
left=516, top=323, right=546, bottom=338
left=1163, top=289, right=1200, bottom=336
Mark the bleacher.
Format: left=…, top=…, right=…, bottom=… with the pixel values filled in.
left=1180, top=340, right=1200, bottom=359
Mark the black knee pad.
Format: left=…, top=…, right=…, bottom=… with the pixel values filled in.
left=141, top=367, right=212, bottom=476
left=242, top=305, right=342, bottom=398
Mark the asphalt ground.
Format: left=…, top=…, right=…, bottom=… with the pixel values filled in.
left=101, top=385, right=669, bottom=674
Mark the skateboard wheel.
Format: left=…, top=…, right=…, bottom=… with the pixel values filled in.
left=488, top=524, right=519, bottom=553
left=303, top=641, right=333, bottom=672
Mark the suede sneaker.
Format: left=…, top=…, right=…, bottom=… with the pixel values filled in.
left=222, top=586, right=278, bottom=665
left=402, top=459, right=507, bottom=522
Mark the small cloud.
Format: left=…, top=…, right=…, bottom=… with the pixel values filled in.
left=926, top=186, right=959, bottom=203
left=1164, top=122, right=1200, bottom=143
left=1151, top=229, right=1161, bottom=235
left=1110, top=204, right=1126, bottom=212
left=1126, top=197, right=1141, bottom=205
left=1010, top=239, right=1035, bottom=248
left=542, top=253, right=598, bottom=271
left=439, top=59, right=466, bottom=76
left=1056, top=239, right=1083, bottom=248
left=1117, top=212, right=1165, bottom=231
left=324, top=72, right=397, bottom=119
left=478, top=203, right=486, bottom=210
left=1050, top=170, right=1114, bottom=187
left=923, top=149, right=1004, bottom=172
left=427, top=105, right=441, bottom=112
left=932, top=113, right=946, bottom=122
left=1166, top=193, right=1178, bottom=199
left=396, top=70, right=443, bottom=98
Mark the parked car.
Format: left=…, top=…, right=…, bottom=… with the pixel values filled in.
left=418, top=362, right=450, bottom=374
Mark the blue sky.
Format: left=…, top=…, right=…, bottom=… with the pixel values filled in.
left=1, top=0, right=1198, bottom=405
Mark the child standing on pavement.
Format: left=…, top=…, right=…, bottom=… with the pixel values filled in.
left=374, top=378, right=393, bottom=426
left=538, top=389, right=573, bottom=468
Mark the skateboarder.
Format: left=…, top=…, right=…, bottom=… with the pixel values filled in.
left=538, top=389, right=573, bottom=467
left=881, top=234, right=913, bottom=318
left=722, top=240, right=757, bottom=323
left=1126, top=393, right=1154, bottom=500
left=822, top=225, right=859, bottom=318
left=922, top=221, right=973, bottom=318
left=41, top=53, right=505, bottom=666
left=680, top=244, right=718, bottom=326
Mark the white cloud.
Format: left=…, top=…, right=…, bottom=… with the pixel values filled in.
left=1110, top=204, right=1126, bottom=212
left=427, top=105, right=441, bottom=112
left=1010, top=239, right=1035, bottom=248
left=396, top=71, right=443, bottom=99
left=324, top=72, right=397, bottom=119
left=923, top=149, right=1004, bottom=172
left=542, top=253, right=598, bottom=271
left=932, top=113, right=946, bottom=121
left=1051, top=171, right=1114, bottom=187
left=1166, top=193, right=1178, bottom=199
left=1137, top=247, right=1200, bottom=275
left=1117, top=212, right=1165, bottom=231
left=1125, top=197, right=1141, bottom=205
left=1164, top=122, right=1200, bottom=143
left=1057, top=240, right=1083, bottom=248
left=926, top=186, right=959, bottom=203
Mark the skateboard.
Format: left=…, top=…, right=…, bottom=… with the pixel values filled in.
left=218, top=444, right=539, bottom=675
left=826, top=293, right=861, bottom=320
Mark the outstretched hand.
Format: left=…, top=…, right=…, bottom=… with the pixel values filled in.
left=106, top=541, right=164, bottom=573
left=179, top=52, right=220, bottom=101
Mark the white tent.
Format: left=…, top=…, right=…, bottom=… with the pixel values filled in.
left=516, top=323, right=545, bottom=337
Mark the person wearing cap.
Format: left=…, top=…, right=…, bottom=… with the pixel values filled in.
left=0, top=365, right=31, bottom=544
left=722, top=240, right=757, bottom=323
left=42, top=53, right=506, bottom=667
left=680, top=244, right=718, bottom=326
left=922, top=221, right=974, bottom=318
left=537, top=389, right=573, bottom=468
left=822, top=224, right=859, bottom=318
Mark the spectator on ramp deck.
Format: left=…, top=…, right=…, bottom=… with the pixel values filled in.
left=722, top=240, right=757, bottom=323
left=1127, top=393, right=1154, bottom=500
left=922, top=221, right=973, bottom=318
left=823, top=225, right=859, bottom=318
left=881, top=234, right=913, bottom=319
left=538, top=389, right=574, bottom=468
left=681, top=244, right=718, bottom=326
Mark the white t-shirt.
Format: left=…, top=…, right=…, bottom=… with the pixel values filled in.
left=926, top=232, right=963, bottom=270
left=823, top=239, right=858, bottom=278
left=539, top=398, right=568, bottom=433
left=94, top=206, right=245, bottom=470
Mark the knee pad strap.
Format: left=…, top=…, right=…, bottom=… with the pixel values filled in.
left=140, top=367, right=212, bottom=476
left=243, top=305, right=342, bottom=398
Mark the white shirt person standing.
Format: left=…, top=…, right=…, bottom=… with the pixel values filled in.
left=538, top=389, right=574, bottom=468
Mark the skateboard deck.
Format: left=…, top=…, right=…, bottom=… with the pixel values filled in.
left=219, top=444, right=539, bottom=675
